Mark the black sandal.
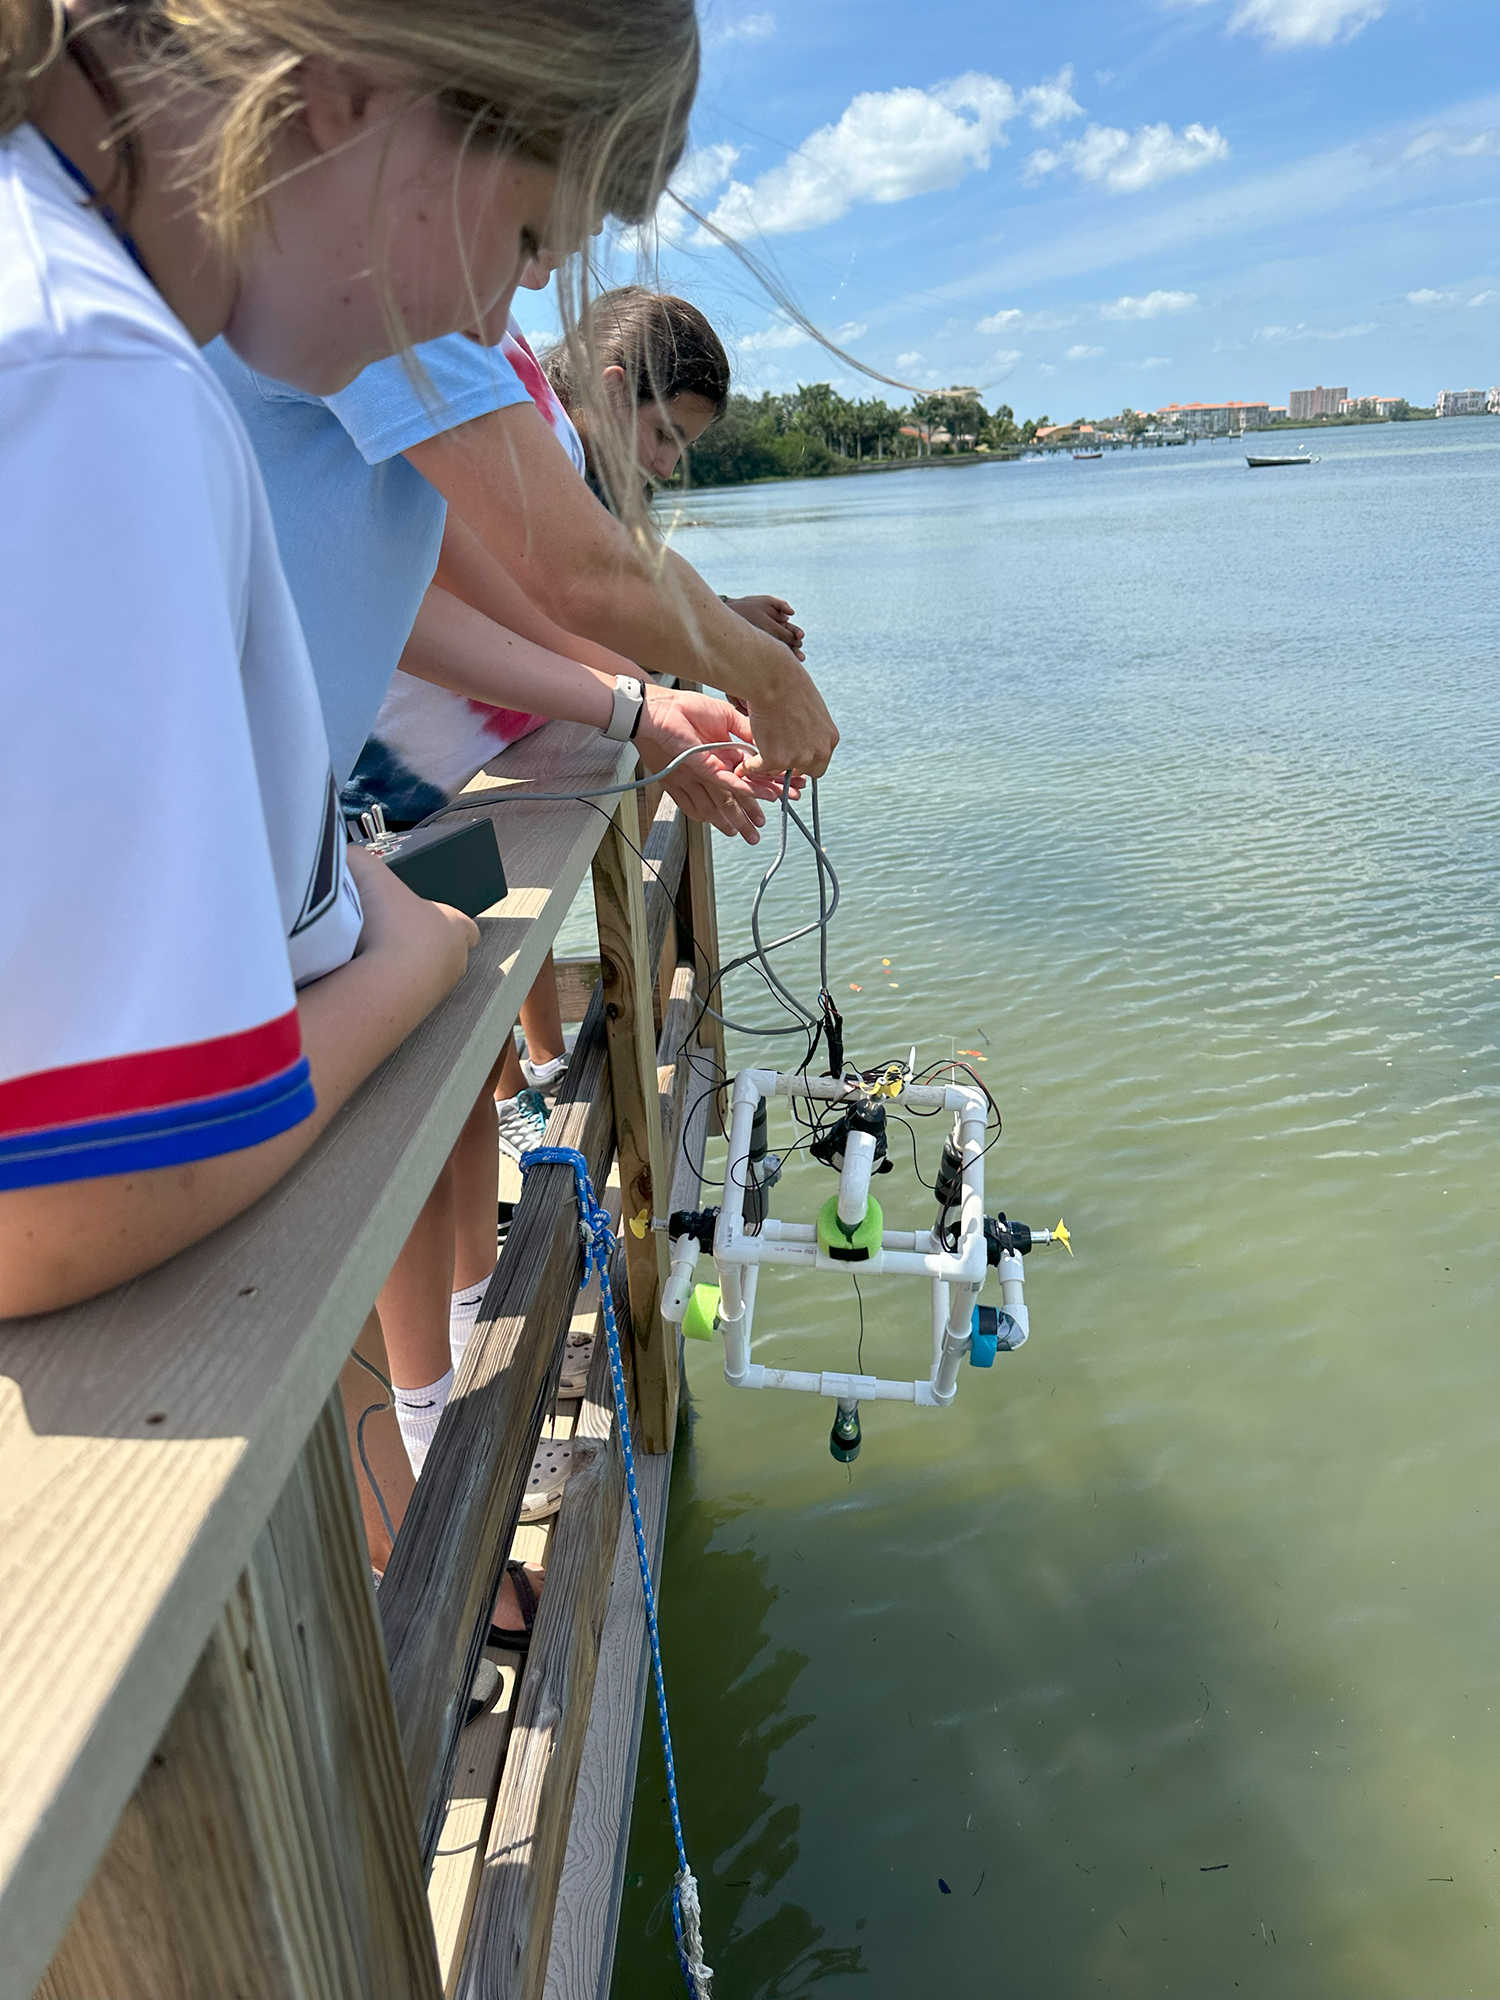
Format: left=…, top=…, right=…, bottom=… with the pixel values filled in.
left=489, top=1558, right=542, bottom=1653
left=466, top=1656, right=501, bottom=1725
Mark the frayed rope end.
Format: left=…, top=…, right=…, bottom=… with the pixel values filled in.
left=675, top=1868, right=713, bottom=2000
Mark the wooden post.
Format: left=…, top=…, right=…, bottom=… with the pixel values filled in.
left=37, top=1397, right=441, bottom=2000
left=680, top=813, right=728, bottom=1135
left=592, top=794, right=674, bottom=1450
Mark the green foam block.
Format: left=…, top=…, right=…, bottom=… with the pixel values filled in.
left=683, top=1283, right=721, bottom=1342
left=817, top=1192, right=884, bottom=1262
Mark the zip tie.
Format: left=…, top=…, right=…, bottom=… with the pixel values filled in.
left=518, top=1145, right=713, bottom=2000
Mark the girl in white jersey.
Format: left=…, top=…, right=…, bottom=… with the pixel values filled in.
left=0, top=0, right=700, bottom=1324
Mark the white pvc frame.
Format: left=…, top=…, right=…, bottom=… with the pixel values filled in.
left=661, top=1068, right=1030, bottom=1411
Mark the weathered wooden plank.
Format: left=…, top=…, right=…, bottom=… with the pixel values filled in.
left=593, top=797, right=674, bottom=1453
left=380, top=807, right=688, bottom=1871
left=541, top=1062, right=710, bottom=2000
left=428, top=1656, right=520, bottom=1998
left=455, top=1413, right=625, bottom=1999
left=37, top=1397, right=439, bottom=2000
left=0, top=724, right=641, bottom=1999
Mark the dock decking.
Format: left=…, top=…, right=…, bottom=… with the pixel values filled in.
left=2, top=714, right=723, bottom=2000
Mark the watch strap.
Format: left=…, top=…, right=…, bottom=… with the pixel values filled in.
left=604, top=674, right=645, bottom=743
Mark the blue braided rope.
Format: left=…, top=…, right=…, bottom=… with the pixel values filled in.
left=519, top=1146, right=706, bottom=1996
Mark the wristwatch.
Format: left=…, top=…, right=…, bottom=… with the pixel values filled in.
left=604, top=673, right=646, bottom=743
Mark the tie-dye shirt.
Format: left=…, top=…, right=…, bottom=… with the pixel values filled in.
left=342, top=323, right=588, bottom=827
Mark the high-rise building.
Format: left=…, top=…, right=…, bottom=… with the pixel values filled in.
left=1288, top=385, right=1348, bottom=421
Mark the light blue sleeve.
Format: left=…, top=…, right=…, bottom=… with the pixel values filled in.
left=325, top=334, right=531, bottom=465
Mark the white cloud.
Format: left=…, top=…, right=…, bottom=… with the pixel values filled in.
left=705, top=69, right=1083, bottom=238
left=1066, top=343, right=1105, bottom=359
left=1142, top=355, right=1173, bottom=367
left=1471, top=290, right=1498, bottom=306
left=1037, top=363, right=1057, bottom=375
left=1229, top=0, right=1387, bottom=46
left=989, top=348, right=1024, bottom=376
left=897, top=350, right=923, bottom=367
left=1027, top=121, right=1230, bottom=194
left=1173, top=0, right=1386, bottom=46
left=1253, top=320, right=1377, bottom=341
left=737, top=319, right=810, bottom=353
left=836, top=321, right=868, bottom=341
left=631, top=144, right=741, bottom=248
left=1398, top=124, right=1500, bottom=166
left=1406, top=287, right=1448, bottom=304
left=978, top=307, right=1025, bottom=332
left=1102, top=288, right=1198, bottom=318
left=710, top=10, right=776, bottom=41
left=1024, top=65, right=1084, bottom=128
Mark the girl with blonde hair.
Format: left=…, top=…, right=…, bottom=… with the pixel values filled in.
left=0, top=0, right=701, bottom=1316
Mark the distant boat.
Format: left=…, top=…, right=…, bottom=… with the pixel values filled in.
left=1246, top=451, right=1317, bottom=467
left=1072, top=449, right=1103, bottom=460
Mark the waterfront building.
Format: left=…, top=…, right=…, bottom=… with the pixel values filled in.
left=1288, top=385, right=1349, bottom=420
left=1154, top=400, right=1271, bottom=435
left=1338, top=395, right=1406, bottom=417
left=1435, top=388, right=1489, bottom=417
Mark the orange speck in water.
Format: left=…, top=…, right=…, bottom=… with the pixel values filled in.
left=849, top=983, right=862, bottom=992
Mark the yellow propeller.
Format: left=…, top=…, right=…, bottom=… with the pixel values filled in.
left=1054, top=1218, right=1072, bottom=1256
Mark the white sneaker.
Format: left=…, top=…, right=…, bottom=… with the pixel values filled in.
left=521, top=1052, right=568, bottom=1092
left=495, top=1090, right=547, bottom=1161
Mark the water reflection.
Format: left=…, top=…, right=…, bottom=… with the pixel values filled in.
left=615, top=1423, right=868, bottom=1999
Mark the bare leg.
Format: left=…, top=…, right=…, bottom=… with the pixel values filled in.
left=338, top=1309, right=415, bottom=1574
left=454, top=1051, right=509, bottom=1290
left=518, top=953, right=565, bottom=1068
left=493, top=1038, right=526, bottom=1103
left=377, top=1159, right=455, bottom=1390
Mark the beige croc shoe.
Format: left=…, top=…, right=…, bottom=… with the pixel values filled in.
left=559, top=1330, right=596, bottom=1396
left=520, top=1437, right=575, bottom=1521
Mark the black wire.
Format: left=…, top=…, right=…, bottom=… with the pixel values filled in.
left=349, top=1350, right=398, bottom=1547
left=853, top=1274, right=865, bottom=1375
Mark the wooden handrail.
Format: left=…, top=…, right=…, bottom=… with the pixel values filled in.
left=0, top=721, right=637, bottom=1999
left=380, top=799, right=688, bottom=1864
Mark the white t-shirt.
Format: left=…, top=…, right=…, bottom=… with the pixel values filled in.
left=0, top=126, right=362, bottom=1192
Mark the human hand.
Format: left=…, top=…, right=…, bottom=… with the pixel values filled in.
left=741, top=659, right=839, bottom=783
left=636, top=688, right=800, bottom=844
left=724, top=594, right=805, bottom=662
left=346, top=842, right=479, bottom=1005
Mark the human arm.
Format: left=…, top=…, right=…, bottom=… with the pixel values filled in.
left=724, top=595, right=805, bottom=662
left=0, top=854, right=476, bottom=1318
left=403, top=402, right=839, bottom=779
left=400, top=587, right=782, bottom=840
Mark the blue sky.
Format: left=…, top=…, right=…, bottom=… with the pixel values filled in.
left=529, top=0, right=1499, bottom=420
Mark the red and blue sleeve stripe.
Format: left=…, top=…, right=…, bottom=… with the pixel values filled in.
left=0, top=1011, right=314, bottom=1190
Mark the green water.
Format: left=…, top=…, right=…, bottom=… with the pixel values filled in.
left=610, top=422, right=1500, bottom=1999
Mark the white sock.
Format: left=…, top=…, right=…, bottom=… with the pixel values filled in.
left=393, top=1368, right=453, bottom=1477
left=450, top=1270, right=493, bottom=1373
left=522, top=1052, right=567, bottom=1089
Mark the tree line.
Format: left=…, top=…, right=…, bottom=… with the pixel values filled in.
left=679, top=383, right=1041, bottom=488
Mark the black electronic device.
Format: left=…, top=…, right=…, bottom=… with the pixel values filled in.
left=359, top=815, right=506, bottom=917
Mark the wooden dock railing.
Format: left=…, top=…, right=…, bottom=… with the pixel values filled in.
left=0, top=713, right=722, bottom=2000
